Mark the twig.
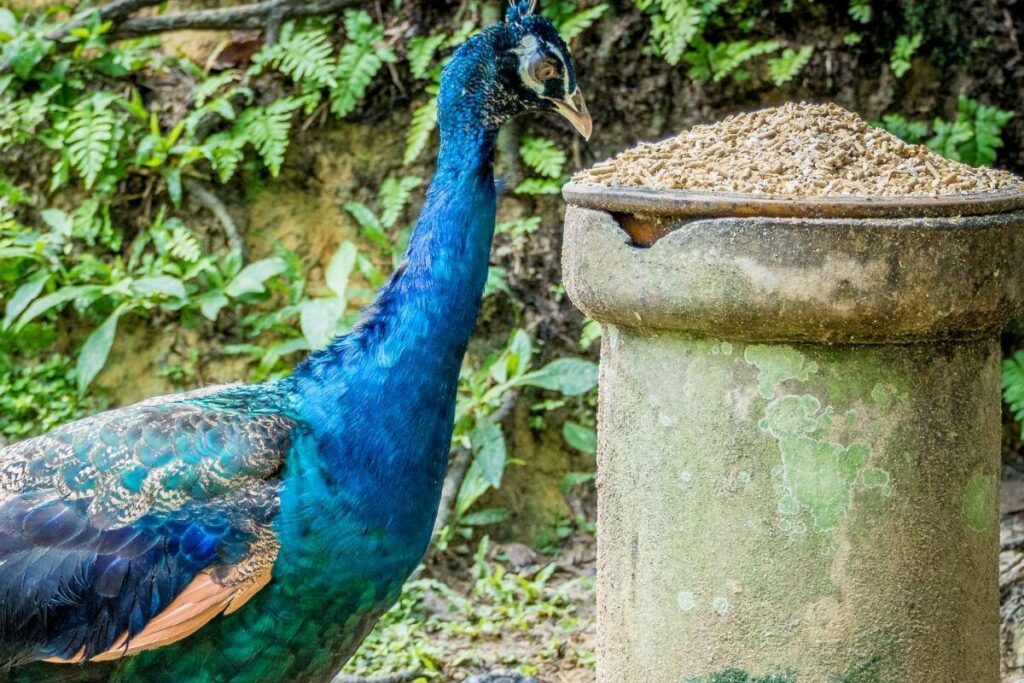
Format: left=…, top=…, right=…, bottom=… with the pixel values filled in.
left=183, top=180, right=246, bottom=260
left=332, top=673, right=423, bottom=683
left=110, top=0, right=360, bottom=38
left=430, top=446, right=472, bottom=544
left=47, top=0, right=163, bottom=40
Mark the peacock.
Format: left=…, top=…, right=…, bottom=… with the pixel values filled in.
left=0, top=2, right=591, bottom=681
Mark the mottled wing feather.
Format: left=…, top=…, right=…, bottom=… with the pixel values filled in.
left=0, top=384, right=296, bottom=666
left=0, top=385, right=292, bottom=529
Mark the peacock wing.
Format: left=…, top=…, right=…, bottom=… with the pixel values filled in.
left=0, top=383, right=296, bottom=666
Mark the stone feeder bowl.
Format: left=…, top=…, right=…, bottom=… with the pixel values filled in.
left=561, top=180, right=1024, bottom=682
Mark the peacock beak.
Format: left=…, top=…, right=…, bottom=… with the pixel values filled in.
left=553, top=88, right=592, bottom=140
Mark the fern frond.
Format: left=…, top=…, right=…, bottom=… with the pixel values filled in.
left=519, top=136, right=566, bottom=179
left=848, top=0, right=872, bottom=23
left=62, top=93, right=120, bottom=188
left=192, top=73, right=237, bottom=107
left=768, top=45, right=813, bottom=86
left=404, top=90, right=438, bottom=165
left=378, top=175, right=422, bottom=228
left=407, top=34, right=446, bottom=80
left=890, top=33, right=922, bottom=78
left=255, top=21, right=338, bottom=89
left=330, top=10, right=395, bottom=118
left=653, top=2, right=702, bottom=65
left=954, top=95, right=1013, bottom=167
left=685, top=38, right=779, bottom=83
left=555, top=4, right=609, bottom=41
left=234, top=98, right=302, bottom=176
left=1004, top=351, right=1024, bottom=427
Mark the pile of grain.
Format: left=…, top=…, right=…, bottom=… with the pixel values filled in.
left=574, top=102, right=1022, bottom=197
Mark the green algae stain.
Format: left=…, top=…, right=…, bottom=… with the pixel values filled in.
left=759, top=394, right=887, bottom=533
left=830, top=655, right=883, bottom=683
left=744, top=345, right=819, bottom=399
left=681, top=669, right=796, bottom=683
left=963, top=473, right=997, bottom=532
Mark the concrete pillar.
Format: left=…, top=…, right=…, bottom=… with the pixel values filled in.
left=561, top=189, right=1024, bottom=683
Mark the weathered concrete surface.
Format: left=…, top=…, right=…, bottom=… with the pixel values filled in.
left=563, top=201, right=1024, bottom=682
left=563, top=207, right=1024, bottom=344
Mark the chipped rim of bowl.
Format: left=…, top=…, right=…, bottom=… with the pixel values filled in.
left=562, top=182, right=1024, bottom=220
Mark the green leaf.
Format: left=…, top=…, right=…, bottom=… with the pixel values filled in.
left=77, top=305, right=128, bottom=394
left=890, top=33, right=922, bottom=78
left=378, top=175, right=422, bottom=228
left=455, top=460, right=491, bottom=517
left=224, top=257, right=288, bottom=297
left=767, top=45, right=813, bottom=86
left=519, top=136, right=566, bottom=178
left=325, top=241, right=358, bottom=296
left=407, top=34, right=446, bottom=80
left=3, top=273, right=49, bottom=329
left=41, top=208, right=73, bottom=236
left=514, top=178, right=562, bottom=195
left=300, top=297, right=347, bottom=350
left=519, top=358, right=598, bottom=396
left=848, top=0, right=872, bottom=23
left=17, top=284, right=103, bottom=327
left=551, top=4, right=608, bottom=41
left=560, top=471, right=596, bottom=495
left=459, top=507, right=509, bottom=526
left=131, top=275, right=187, bottom=301
left=404, top=93, right=438, bottom=165
left=562, top=420, right=597, bottom=455
left=197, top=291, right=229, bottom=321
left=471, top=418, right=507, bottom=489
left=507, top=328, right=533, bottom=379
left=1005, top=351, right=1024, bottom=427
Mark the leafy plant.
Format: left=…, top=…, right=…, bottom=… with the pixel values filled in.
left=684, top=37, right=780, bottom=83
left=876, top=95, right=1014, bottom=167
left=516, top=136, right=567, bottom=195
left=767, top=45, right=813, bottom=86
left=452, top=330, right=598, bottom=522
left=890, top=33, right=922, bottom=78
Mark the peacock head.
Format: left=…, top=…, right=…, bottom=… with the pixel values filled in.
left=439, top=0, right=592, bottom=140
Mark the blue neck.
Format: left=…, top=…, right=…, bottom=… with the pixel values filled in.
left=291, top=115, right=498, bottom=466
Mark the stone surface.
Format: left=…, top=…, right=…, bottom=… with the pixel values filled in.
left=562, top=202, right=1024, bottom=682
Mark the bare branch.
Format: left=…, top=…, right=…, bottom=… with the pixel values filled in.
left=109, top=0, right=360, bottom=39
left=183, top=180, right=246, bottom=261
left=47, top=0, right=163, bottom=40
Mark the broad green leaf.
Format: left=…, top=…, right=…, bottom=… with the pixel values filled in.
left=300, top=297, right=347, bottom=350
left=41, top=208, right=73, bottom=236
left=224, top=257, right=287, bottom=297
left=471, top=418, right=506, bottom=489
left=455, top=459, right=491, bottom=517
left=562, top=421, right=597, bottom=455
left=198, top=291, right=229, bottom=321
left=459, top=507, right=509, bottom=526
left=131, top=275, right=187, bottom=300
left=3, top=273, right=48, bottom=329
left=17, top=284, right=103, bottom=327
left=507, top=328, right=533, bottom=378
left=518, top=358, right=598, bottom=396
left=560, top=471, right=596, bottom=495
left=325, top=241, right=358, bottom=296
left=77, top=305, right=128, bottom=393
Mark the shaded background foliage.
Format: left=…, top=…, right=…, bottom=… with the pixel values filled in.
left=3, top=0, right=1024, bottom=679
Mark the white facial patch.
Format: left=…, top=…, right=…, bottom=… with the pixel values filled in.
left=513, top=34, right=545, bottom=95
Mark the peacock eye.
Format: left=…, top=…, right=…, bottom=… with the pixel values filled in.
left=529, top=58, right=561, bottom=82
